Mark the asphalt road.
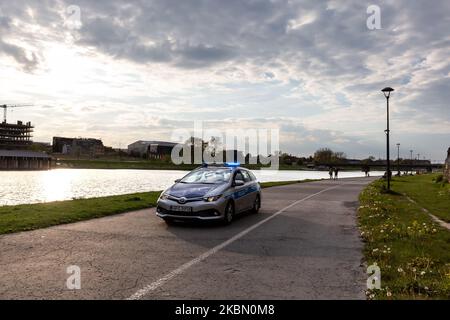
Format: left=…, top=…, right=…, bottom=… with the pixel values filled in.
left=0, top=177, right=375, bottom=299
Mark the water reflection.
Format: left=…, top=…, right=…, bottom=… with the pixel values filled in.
left=40, top=169, right=76, bottom=202
left=0, top=169, right=384, bottom=206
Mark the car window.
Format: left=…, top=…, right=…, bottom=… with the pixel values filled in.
left=234, top=171, right=245, bottom=182
left=248, top=171, right=257, bottom=181
left=180, top=168, right=232, bottom=184
left=241, top=170, right=251, bottom=182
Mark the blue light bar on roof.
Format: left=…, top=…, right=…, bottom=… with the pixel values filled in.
left=225, top=162, right=240, bottom=167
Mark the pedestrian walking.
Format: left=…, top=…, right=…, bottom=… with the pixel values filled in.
left=334, top=167, right=339, bottom=180
left=329, top=167, right=333, bottom=179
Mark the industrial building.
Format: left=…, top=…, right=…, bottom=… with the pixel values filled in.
left=53, top=137, right=105, bottom=157
left=0, top=120, right=51, bottom=170
left=128, top=140, right=178, bottom=159
left=0, top=121, right=33, bottom=149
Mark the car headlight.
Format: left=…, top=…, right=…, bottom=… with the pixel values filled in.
left=204, top=194, right=222, bottom=202
left=159, top=193, right=169, bottom=200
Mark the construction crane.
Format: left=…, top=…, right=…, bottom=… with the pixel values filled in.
left=0, top=104, right=33, bottom=123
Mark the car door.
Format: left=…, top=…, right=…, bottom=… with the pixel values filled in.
left=232, top=170, right=247, bottom=213
left=240, top=170, right=256, bottom=210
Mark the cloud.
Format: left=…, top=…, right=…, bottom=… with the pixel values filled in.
left=0, top=0, right=449, bottom=160
left=0, top=40, right=39, bottom=72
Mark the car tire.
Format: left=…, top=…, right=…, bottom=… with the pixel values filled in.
left=223, top=201, right=235, bottom=225
left=251, top=194, right=261, bottom=213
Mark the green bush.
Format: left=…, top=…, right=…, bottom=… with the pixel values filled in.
left=433, top=174, right=443, bottom=183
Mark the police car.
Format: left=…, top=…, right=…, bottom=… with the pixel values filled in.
left=156, top=163, right=261, bottom=224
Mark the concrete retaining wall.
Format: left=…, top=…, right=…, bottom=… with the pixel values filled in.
left=0, top=156, right=51, bottom=170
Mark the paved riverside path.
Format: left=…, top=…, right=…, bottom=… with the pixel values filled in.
left=0, top=177, right=375, bottom=299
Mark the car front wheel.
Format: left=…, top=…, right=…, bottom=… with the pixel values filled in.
left=223, top=201, right=235, bottom=225
left=252, top=194, right=261, bottom=213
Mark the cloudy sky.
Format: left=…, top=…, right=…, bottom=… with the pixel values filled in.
left=0, top=0, right=449, bottom=160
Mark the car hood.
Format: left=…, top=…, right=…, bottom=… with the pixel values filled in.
left=167, top=183, right=224, bottom=198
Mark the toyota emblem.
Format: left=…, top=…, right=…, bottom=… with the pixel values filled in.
left=179, top=197, right=187, bottom=204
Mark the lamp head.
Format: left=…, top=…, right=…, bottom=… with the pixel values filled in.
left=381, top=87, right=394, bottom=98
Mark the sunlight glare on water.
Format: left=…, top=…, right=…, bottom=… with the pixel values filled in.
left=40, top=169, right=76, bottom=203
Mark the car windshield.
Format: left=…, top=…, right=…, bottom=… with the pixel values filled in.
left=180, top=168, right=232, bottom=184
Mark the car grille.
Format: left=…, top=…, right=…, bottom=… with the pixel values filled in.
left=157, top=206, right=218, bottom=217
left=167, top=195, right=203, bottom=204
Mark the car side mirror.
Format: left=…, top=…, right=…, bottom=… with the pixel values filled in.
left=174, top=179, right=181, bottom=183
left=234, top=180, right=245, bottom=187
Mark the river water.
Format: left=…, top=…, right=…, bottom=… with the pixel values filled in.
left=0, top=169, right=384, bottom=206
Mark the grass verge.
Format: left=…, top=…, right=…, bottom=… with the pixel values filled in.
left=390, top=174, right=450, bottom=222
left=0, top=192, right=160, bottom=235
left=358, top=177, right=450, bottom=299
left=0, top=179, right=315, bottom=235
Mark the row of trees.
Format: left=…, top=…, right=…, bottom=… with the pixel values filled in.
left=313, top=148, right=347, bottom=164
left=175, top=137, right=393, bottom=166
left=183, top=138, right=352, bottom=166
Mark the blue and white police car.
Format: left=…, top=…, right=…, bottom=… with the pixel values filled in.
left=156, top=163, right=261, bottom=224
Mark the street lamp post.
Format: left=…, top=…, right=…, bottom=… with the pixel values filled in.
left=382, top=87, right=394, bottom=190
left=396, top=143, right=400, bottom=176
left=410, top=149, right=413, bottom=175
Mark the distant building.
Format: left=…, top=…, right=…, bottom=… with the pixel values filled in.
left=52, top=137, right=104, bottom=157
left=128, top=140, right=178, bottom=159
left=52, top=137, right=73, bottom=153
left=127, top=141, right=150, bottom=157
left=0, top=120, right=52, bottom=170
left=0, top=121, right=33, bottom=149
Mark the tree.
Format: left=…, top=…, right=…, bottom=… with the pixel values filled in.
left=314, top=148, right=333, bottom=163
left=361, top=156, right=375, bottom=165
left=314, top=148, right=347, bottom=164
left=332, top=151, right=347, bottom=163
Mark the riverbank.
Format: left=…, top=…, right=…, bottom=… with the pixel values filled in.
left=55, top=158, right=365, bottom=171
left=56, top=159, right=199, bottom=170
left=0, top=179, right=317, bottom=235
left=358, top=174, right=450, bottom=299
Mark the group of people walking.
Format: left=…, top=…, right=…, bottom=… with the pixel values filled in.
left=327, top=166, right=373, bottom=180
left=328, top=167, right=339, bottom=180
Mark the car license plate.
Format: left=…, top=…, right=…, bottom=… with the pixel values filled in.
left=170, top=206, right=192, bottom=212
